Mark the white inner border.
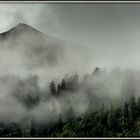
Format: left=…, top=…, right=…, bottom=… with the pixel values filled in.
left=0, top=1, right=139, bottom=3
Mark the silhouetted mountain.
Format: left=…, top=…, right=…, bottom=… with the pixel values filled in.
left=0, top=23, right=65, bottom=67
left=0, top=23, right=62, bottom=43
left=0, top=23, right=43, bottom=40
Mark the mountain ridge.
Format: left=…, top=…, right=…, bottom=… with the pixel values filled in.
left=0, top=23, right=45, bottom=40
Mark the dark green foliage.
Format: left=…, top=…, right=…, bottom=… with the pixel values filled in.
left=50, top=81, right=57, bottom=96
left=2, top=73, right=140, bottom=137
left=57, top=79, right=67, bottom=94
left=50, top=79, right=67, bottom=96
left=1, top=96, right=140, bottom=137
left=50, top=74, right=79, bottom=96
left=2, top=123, right=22, bottom=137
left=31, top=95, right=140, bottom=137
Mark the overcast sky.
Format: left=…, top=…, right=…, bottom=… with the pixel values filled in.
left=0, top=3, right=140, bottom=69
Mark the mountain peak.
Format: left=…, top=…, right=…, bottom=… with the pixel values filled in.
left=17, top=23, right=27, bottom=26
left=15, top=23, right=39, bottom=32
left=0, top=23, right=43, bottom=40
left=16, top=23, right=31, bottom=28
left=16, top=23, right=38, bottom=30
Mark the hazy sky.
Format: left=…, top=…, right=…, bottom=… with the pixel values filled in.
left=1, top=4, right=140, bottom=45
left=0, top=3, right=140, bottom=69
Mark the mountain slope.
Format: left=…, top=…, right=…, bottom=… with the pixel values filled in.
left=0, top=23, right=66, bottom=68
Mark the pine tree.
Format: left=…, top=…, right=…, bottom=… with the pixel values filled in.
left=49, top=81, right=56, bottom=96
left=137, top=97, right=140, bottom=115
left=107, top=103, right=113, bottom=129
left=61, top=79, right=67, bottom=91
left=123, top=102, right=129, bottom=128
left=129, top=95, right=137, bottom=121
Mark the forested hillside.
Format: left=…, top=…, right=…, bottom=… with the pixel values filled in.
left=0, top=70, right=140, bottom=137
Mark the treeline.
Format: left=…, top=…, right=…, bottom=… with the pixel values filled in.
left=30, top=95, right=140, bottom=137
left=1, top=95, right=140, bottom=137
left=1, top=71, right=140, bottom=137
left=49, top=73, right=79, bottom=97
